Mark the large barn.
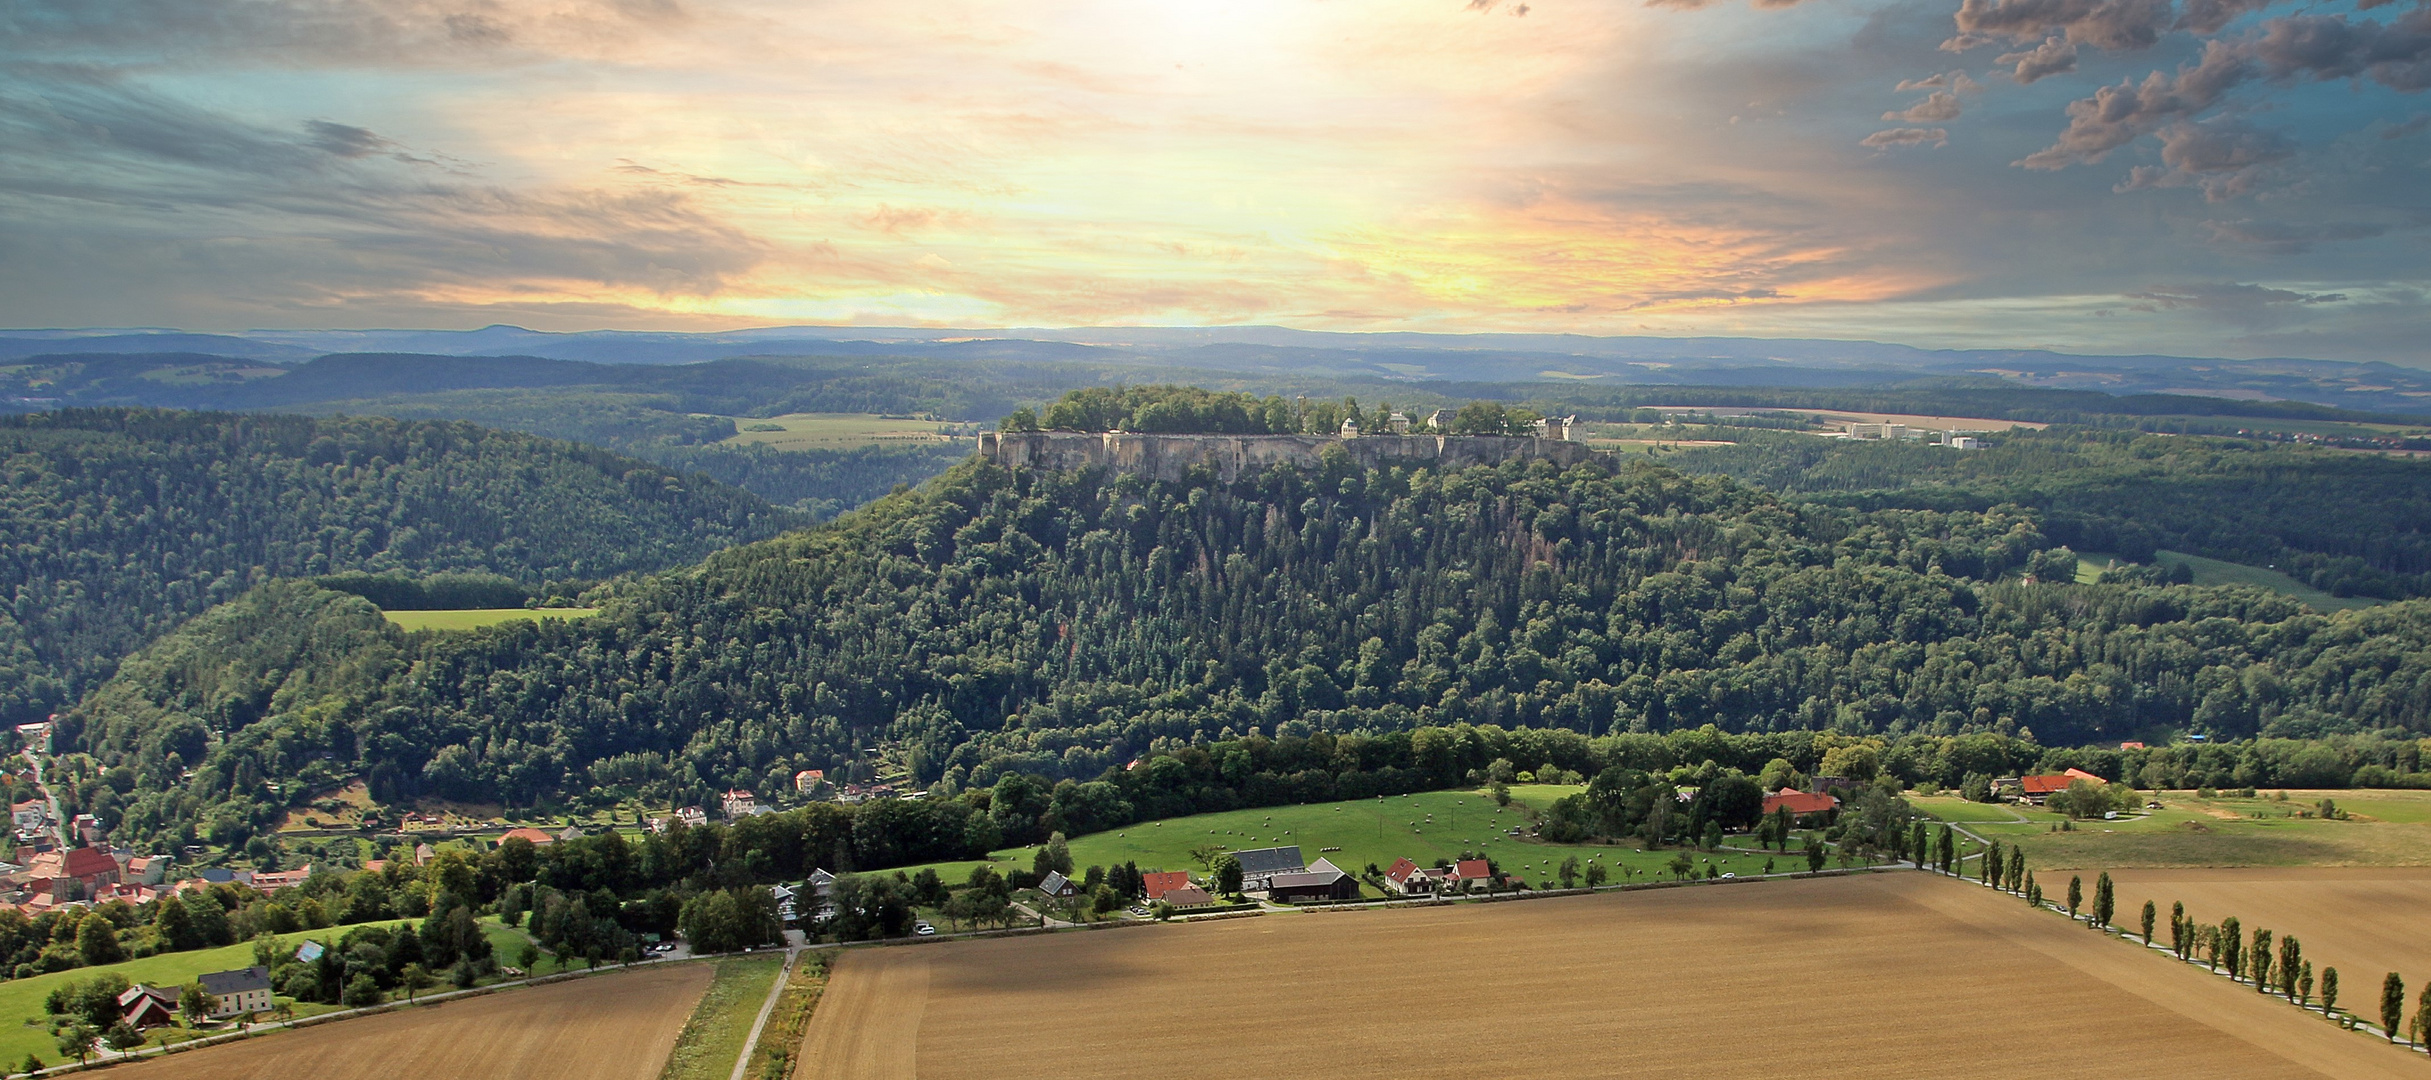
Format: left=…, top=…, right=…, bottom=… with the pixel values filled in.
left=1265, top=857, right=1358, bottom=903
left=1230, top=846, right=1307, bottom=892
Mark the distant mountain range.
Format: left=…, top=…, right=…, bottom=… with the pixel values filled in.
left=4, top=324, right=2428, bottom=414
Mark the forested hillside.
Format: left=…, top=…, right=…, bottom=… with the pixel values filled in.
left=1669, top=430, right=2431, bottom=600
left=0, top=409, right=803, bottom=723
left=62, top=450, right=2431, bottom=849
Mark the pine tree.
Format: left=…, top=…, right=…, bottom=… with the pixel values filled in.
left=1909, top=822, right=1928, bottom=868
left=2170, top=901, right=2186, bottom=958
left=2066, top=875, right=2083, bottom=920
left=1982, top=840, right=1999, bottom=885
left=2218, top=917, right=2241, bottom=976
left=2298, top=960, right=2314, bottom=1008
left=2416, top=982, right=2431, bottom=1050
left=2092, top=871, right=2114, bottom=930
left=2024, top=871, right=2039, bottom=906
left=1937, top=826, right=1955, bottom=874
left=2008, top=847, right=2025, bottom=892
left=2385, top=972, right=2407, bottom=1042
left=2141, top=899, right=2157, bottom=945
left=2323, top=967, right=2340, bottom=1016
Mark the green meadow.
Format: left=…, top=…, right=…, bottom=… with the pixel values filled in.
left=898, top=785, right=1803, bottom=895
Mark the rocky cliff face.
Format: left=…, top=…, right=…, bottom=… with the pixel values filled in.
left=979, top=430, right=1607, bottom=482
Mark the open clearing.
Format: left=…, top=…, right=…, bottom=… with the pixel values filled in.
left=108, top=962, right=711, bottom=1080
left=384, top=607, right=599, bottom=632
left=798, top=873, right=2424, bottom=1080
left=2104, top=867, right=2431, bottom=991
left=715, top=412, right=976, bottom=451
left=2071, top=550, right=2380, bottom=612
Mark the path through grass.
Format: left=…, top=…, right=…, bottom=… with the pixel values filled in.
left=656, top=955, right=784, bottom=1080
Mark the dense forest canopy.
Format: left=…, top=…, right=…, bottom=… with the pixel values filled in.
left=1003, top=385, right=1548, bottom=437
left=58, top=448, right=2431, bottom=852
left=0, top=409, right=802, bottom=723
left=1669, top=429, right=2431, bottom=600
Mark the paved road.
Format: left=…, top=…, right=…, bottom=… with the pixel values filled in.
left=21, top=750, right=69, bottom=849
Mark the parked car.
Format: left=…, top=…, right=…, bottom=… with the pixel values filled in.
left=914, top=921, right=937, bottom=936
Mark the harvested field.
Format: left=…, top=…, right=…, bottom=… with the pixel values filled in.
left=800, top=873, right=2426, bottom=1080
left=2104, top=867, right=2431, bottom=990
left=111, top=963, right=712, bottom=1080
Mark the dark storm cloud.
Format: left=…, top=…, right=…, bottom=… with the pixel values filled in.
left=2126, top=281, right=2346, bottom=310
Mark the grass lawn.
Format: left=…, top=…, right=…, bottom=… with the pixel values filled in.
left=656, top=955, right=784, bottom=1080
left=715, top=412, right=976, bottom=452
left=383, top=608, right=599, bottom=632
left=1920, top=788, right=2431, bottom=869
left=897, top=785, right=1798, bottom=895
left=477, top=917, right=569, bottom=977
left=0, top=922, right=415, bottom=1066
left=2074, top=550, right=2380, bottom=612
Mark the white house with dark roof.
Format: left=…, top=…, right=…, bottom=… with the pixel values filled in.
left=197, top=966, right=273, bottom=1018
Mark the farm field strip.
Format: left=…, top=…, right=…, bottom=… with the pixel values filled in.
left=2100, top=867, right=2431, bottom=1001
left=796, top=873, right=2420, bottom=1080
left=106, top=961, right=712, bottom=1080
left=656, top=955, right=785, bottom=1080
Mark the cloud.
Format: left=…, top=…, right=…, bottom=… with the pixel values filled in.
left=2115, top=120, right=2294, bottom=199
left=1945, top=0, right=2176, bottom=52
left=1895, top=70, right=1983, bottom=91
left=2017, top=40, right=2251, bottom=169
left=0, top=74, right=766, bottom=299
left=1862, top=126, right=1951, bottom=147
left=2174, top=0, right=2276, bottom=35
left=2125, top=281, right=2347, bottom=312
left=2246, top=8, right=2431, bottom=92
left=2204, top=218, right=2392, bottom=253
left=1997, top=36, right=2080, bottom=82
left=1884, top=90, right=1965, bottom=121
left=2386, top=113, right=2431, bottom=138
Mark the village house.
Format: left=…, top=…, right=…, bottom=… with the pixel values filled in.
left=250, top=867, right=312, bottom=896
left=124, top=854, right=169, bottom=885
left=1161, top=885, right=1214, bottom=908
left=1383, top=857, right=1449, bottom=896
left=1446, top=858, right=1497, bottom=891
left=1229, top=846, right=1306, bottom=893
left=1140, top=870, right=1193, bottom=900
left=498, top=827, right=556, bottom=846
left=721, top=789, right=758, bottom=819
left=793, top=769, right=826, bottom=794
left=197, top=966, right=273, bottom=1018
left=1038, top=870, right=1078, bottom=898
left=117, top=985, right=180, bottom=1029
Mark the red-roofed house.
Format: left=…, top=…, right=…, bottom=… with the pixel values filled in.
left=1141, top=871, right=1193, bottom=900
left=251, top=868, right=312, bottom=895
left=118, top=985, right=180, bottom=1030
left=2018, top=768, right=2106, bottom=804
left=1449, top=859, right=1495, bottom=888
left=1762, top=789, right=1841, bottom=820
left=1383, top=857, right=1425, bottom=895
left=498, top=827, right=556, bottom=846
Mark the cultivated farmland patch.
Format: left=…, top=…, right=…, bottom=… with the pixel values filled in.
left=107, top=962, right=712, bottom=1080
left=798, top=873, right=2425, bottom=1080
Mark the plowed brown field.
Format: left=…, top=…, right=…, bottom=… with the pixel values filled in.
left=111, top=961, right=712, bottom=1080
left=2105, top=867, right=2431, bottom=988
left=801, top=874, right=2429, bottom=1080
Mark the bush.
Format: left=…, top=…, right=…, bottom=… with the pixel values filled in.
left=341, top=974, right=383, bottom=1008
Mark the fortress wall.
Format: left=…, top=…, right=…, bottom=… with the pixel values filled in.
left=978, top=430, right=1606, bottom=482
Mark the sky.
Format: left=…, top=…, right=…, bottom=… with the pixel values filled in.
left=2, top=0, right=2427, bottom=363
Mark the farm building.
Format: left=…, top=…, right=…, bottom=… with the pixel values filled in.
left=1163, top=885, right=1214, bottom=908
left=499, top=827, right=556, bottom=846
left=1230, top=846, right=1306, bottom=892
left=117, top=985, right=179, bottom=1029
left=1141, top=871, right=1194, bottom=900
left=1266, top=858, right=1358, bottom=903
left=2017, top=768, right=2108, bottom=804
left=1762, top=789, right=1841, bottom=822
left=1039, top=870, right=1079, bottom=898
left=198, top=966, right=273, bottom=1018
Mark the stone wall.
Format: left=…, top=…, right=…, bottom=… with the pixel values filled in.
left=978, top=430, right=1607, bottom=482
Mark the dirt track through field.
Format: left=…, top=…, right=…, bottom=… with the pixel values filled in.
left=112, top=962, right=712, bottom=1080
left=800, top=874, right=2429, bottom=1080
left=2103, top=867, right=2431, bottom=992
